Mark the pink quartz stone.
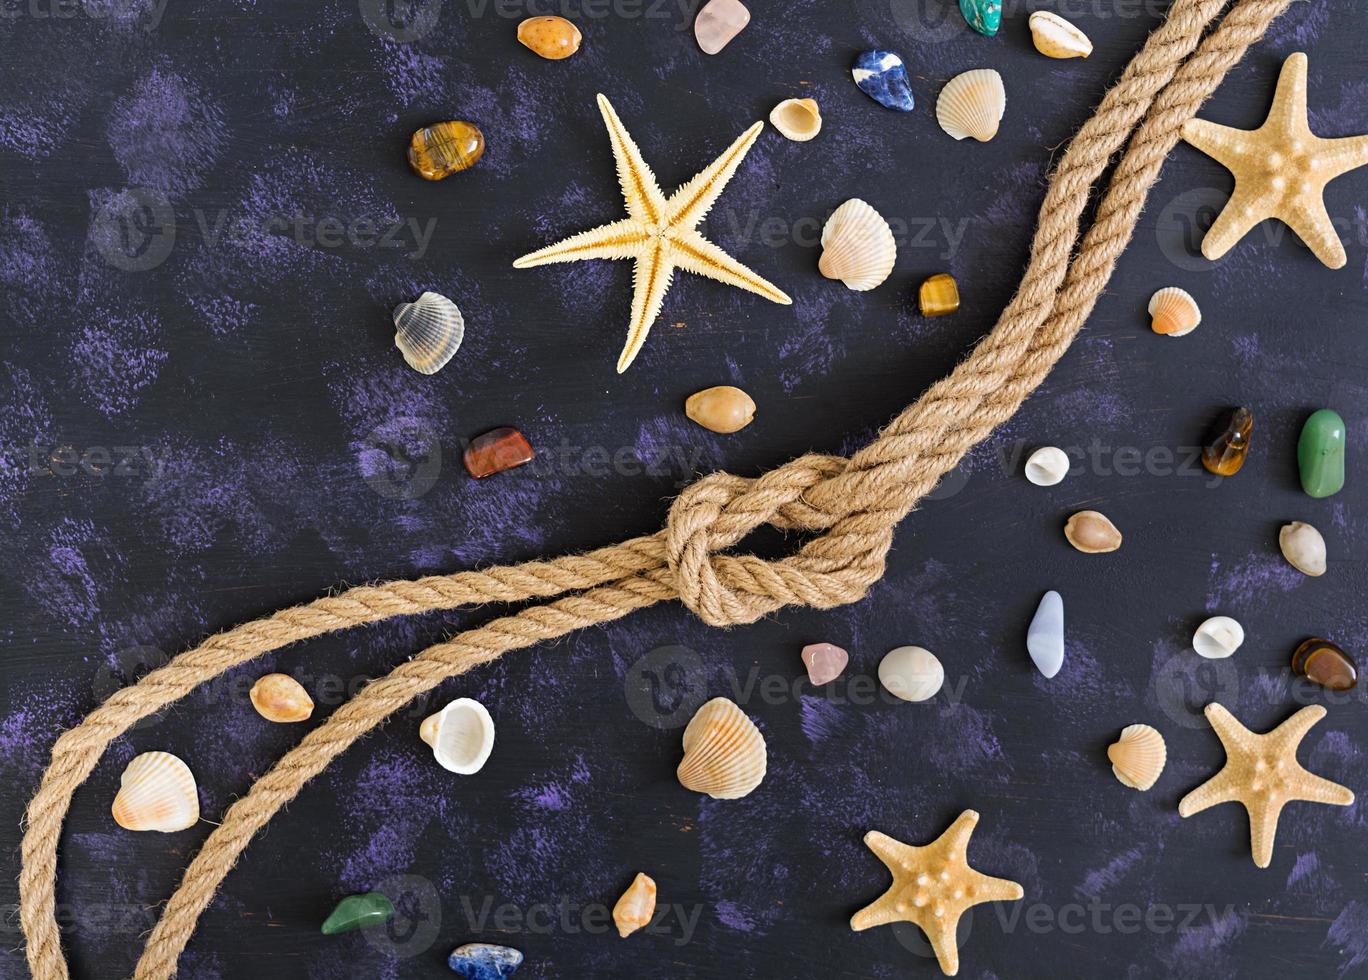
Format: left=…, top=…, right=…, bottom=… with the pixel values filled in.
left=694, top=0, right=750, bottom=55
left=801, top=643, right=848, bottom=687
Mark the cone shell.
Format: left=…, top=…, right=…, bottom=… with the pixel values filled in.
left=677, top=697, right=766, bottom=799
left=936, top=69, right=1005, bottom=142
left=1107, top=724, right=1166, bottom=791
left=818, top=199, right=896, bottom=291
left=612, top=872, right=657, bottom=938
left=769, top=98, right=822, bottom=142
left=1148, top=287, right=1201, bottom=336
left=419, top=697, right=495, bottom=775
left=111, top=751, right=199, bottom=832
left=249, top=673, right=314, bottom=723
left=394, top=291, right=465, bottom=374
left=1028, top=11, right=1092, bottom=59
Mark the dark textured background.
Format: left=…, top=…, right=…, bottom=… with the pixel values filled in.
left=2, top=0, right=1367, bottom=977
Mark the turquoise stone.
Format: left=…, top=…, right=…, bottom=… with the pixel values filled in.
left=959, top=0, right=1001, bottom=36
left=320, top=892, right=395, bottom=935
left=449, top=943, right=524, bottom=979
left=1297, top=409, right=1346, bottom=498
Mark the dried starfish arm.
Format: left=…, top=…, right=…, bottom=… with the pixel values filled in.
left=512, top=218, right=652, bottom=267
left=965, top=867, right=1026, bottom=903
left=1180, top=117, right=1251, bottom=164
left=617, top=245, right=675, bottom=373
left=1267, top=51, right=1309, bottom=131
left=596, top=94, right=668, bottom=226
left=1269, top=703, right=1327, bottom=746
left=670, top=229, right=792, bottom=305
left=1177, top=765, right=1242, bottom=816
left=1246, top=797, right=1286, bottom=868
left=1318, top=134, right=1368, bottom=181
left=1292, top=769, right=1356, bottom=806
left=926, top=918, right=963, bottom=976
left=665, top=121, right=765, bottom=228
left=1282, top=195, right=1347, bottom=267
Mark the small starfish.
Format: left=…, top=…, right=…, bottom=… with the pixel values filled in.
left=1182, top=52, right=1368, bottom=269
left=1179, top=703, right=1354, bottom=869
left=850, top=809, right=1023, bottom=977
left=513, top=94, right=791, bottom=373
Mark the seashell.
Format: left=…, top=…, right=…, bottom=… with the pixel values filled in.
left=878, top=646, right=943, bottom=702
left=111, top=751, right=199, bottom=833
left=419, top=697, right=495, bottom=774
left=1028, top=11, right=1092, bottom=59
left=406, top=120, right=485, bottom=180
left=249, top=673, right=314, bottom=723
left=1279, top=521, right=1326, bottom=577
left=818, top=199, right=896, bottom=291
left=936, top=69, right=1005, bottom=143
left=1026, top=591, right=1064, bottom=679
left=769, top=98, right=822, bottom=142
left=1148, top=286, right=1201, bottom=336
left=1024, top=446, right=1069, bottom=486
left=612, top=872, right=657, bottom=938
left=517, top=15, right=582, bottom=60
left=677, top=697, right=766, bottom=799
left=1193, top=615, right=1244, bottom=659
left=1064, top=510, right=1122, bottom=553
left=1107, top=724, right=1166, bottom=791
left=393, top=291, right=465, bottom=375
left=685, top=385, right=756, bottom=433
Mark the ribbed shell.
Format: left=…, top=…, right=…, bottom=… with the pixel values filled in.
left=818, top=199, right=896, bottom=291
left=419, top=697, right=495, bottom=775
left=677, top=697, right=767, bottom=799
left=1148, top=286, right=1201, bottom=336
left=936, top=69, right=1006, bottom=142
left=1107, top=724, right=1166, bottom=791
left=394, top=291, right=465, bottom=375
left=769, top=98, right=822, bottom=142
left=111, top=751, right=199, bottom=832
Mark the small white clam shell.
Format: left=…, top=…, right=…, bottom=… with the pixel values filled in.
left=111, top=751, right=199, bottom=833
left=878, top=646, right=944, bottom=702
left=1028, top=11, right=1092, bottom=59
left=394, top=290, right=465, bottom=374
left=936, top=69, right=1005, bottom=142
left=1193, top=616, right=1244, bottom=659
left=1025, top=446, right=1070, bottom=486
left=818, top=198, right=896, bottom=291
left=769, top=97, right=822, bottom=142
left=419, top=697, right=495, bottom=774
left=1279, top=521, right=1326, bottom=576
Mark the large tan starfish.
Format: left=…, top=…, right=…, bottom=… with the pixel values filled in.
left=850, top=809, right=1023, bottom=976
left=1179, top=703, right=1354, bottom=869
left=513, top=94, right=791, bottom=373
left=1182, top=52, right=1368, bottom=269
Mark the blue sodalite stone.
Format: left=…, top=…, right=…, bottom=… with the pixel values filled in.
left=448, top=943, right=524, bottom=980
left=851, top=50, right=914, bottom=112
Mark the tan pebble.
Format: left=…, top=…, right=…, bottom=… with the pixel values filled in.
left=249, top=673, right=314, bottom=723
left=685, top=385, right=755, bottom=433
left=1064, top=510, right=1122, bottom=553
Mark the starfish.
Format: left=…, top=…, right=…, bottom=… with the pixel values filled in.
left=850, top=809, right=1023, bottom=977
left=1178, top=703, right=1354, bottom=869
left=1182, top=52, right=1368, bottom=269
left=513, top=94, right=791, bottom=374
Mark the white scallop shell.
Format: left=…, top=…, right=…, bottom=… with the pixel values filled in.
left=677, top=697, right=766, bottom=799
left=1028, top=11, right=1092, bottom=59
left=769, top=98, right=822, bottom=142
left=1193, top=616, right=1244, bottom=659
left=878, top=646, right=944, bottom=702
left=419, top=697, right=495, bottom=774
left=1279, top=521, right=1326, bottom=577
left=1025, top=446, right=1070, bottom=486
left=1107, top=724, right=1165, bottom=791
left=818, top=199, right=896, bottom=291
left=1148, top=286, right=1201, bottom=336
left=936, top=69, right=1005, bottom=142
left=394, top=291, right=465, bottom=374
left=111, top=751, right=199, bottom=833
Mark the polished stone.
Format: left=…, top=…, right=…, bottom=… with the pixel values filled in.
left=1297, top=408, right=1345, bottom=498
left=407, top=121, right=485, bottom=181
left=1291, top=637, right=1358, bottom=691
left=801, top=642, right=849, bottom=686
left=449, top=943, right=524, bottom=979
left=463, top=427, right=535, bottom=479
left=1201, top=406, right=1252, bottom=477
left=852, top=50, right=914, bottom=112
left=320, top=892, right=395, bottom=935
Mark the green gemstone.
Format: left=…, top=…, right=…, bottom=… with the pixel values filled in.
left=958, top=0, right=1002, bottom=36
left=320, top=892, right=395, bottom=935
left=1297, top=409, right=1346, bottom=498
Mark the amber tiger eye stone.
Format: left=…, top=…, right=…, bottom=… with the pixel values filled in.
left=1291, top=637, right=1358, bottom=691
left=918, top=273, right=960, bottom=316
left=464, top=426, right=534, bottom=478
left=1201, top=406, right=1252, bottom=477
left=407, top=121, right=485, bottom=181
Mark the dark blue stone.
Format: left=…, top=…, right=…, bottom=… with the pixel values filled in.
left=448, top=943, right=524, bottom=980
left=852, top=50, right=914, bottom=112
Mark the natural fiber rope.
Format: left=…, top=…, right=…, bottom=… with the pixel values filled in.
left=19, top=1, right=1297, bottom=975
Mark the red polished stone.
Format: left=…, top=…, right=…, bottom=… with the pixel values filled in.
left=463, top=426, right=534, bottom=478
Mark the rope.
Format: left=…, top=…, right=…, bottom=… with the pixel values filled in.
left=19, top=0, right=1296, bottom=974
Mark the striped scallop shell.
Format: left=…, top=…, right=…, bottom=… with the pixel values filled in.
left=111, top=751, right=199, bottom=832
left=936, top=69, right=1006, bottom=142
left=1148, top=287, right=1201, bottom=336
left=818, top=199, right=896, bottom=291
left=394, top=291, right=465, bottom=374
left=677, top=697, right=767, bottom=799
left=1107, top=724, right=1166, bottom=791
